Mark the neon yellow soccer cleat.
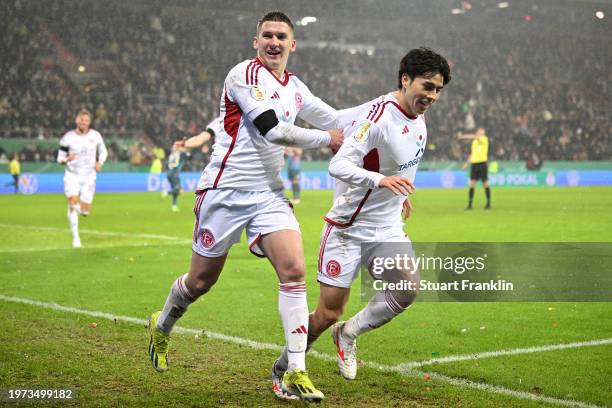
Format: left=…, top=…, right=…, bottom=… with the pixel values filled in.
left=281, top=370, right=324, bottom=402
left=148, top=311, right=170, bottom=372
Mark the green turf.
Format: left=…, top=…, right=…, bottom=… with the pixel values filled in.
left=1, top=187, right=611, bottom=407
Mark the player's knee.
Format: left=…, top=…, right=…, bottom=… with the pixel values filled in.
left=390, top=289, right=417, bottom=310
left=187, top=277, right=216, bottom=297
left=278, top=260, right=306, bottom=282
left=313, top=304, right=343, bottom=329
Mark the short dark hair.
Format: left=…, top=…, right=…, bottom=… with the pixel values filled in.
left=397, top=47, right=451, bottom=88
left=257, top=11, right=294, bottom=33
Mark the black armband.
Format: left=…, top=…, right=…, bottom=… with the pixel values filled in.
left=253, top=109, right=279, bottom=136
left=59, top=146, right=69, bottom=152
left=206, top=128, right=216, bottom=138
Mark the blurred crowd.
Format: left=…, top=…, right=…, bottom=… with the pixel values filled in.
left=1, top=0, right=610, bottom=166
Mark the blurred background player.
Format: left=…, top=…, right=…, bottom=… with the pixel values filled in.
left=458, top=127, right=491, bottom=209
left=148, top=11, right=348, bottom=402
left=57, top=110, right=108, bottom=248
left=166, top=142, right=188, bottom=212
left=5, top=153, right=20, bottom=193
left=272, top=47, right=451, bottom=382
left=149, top=149, right=165, bottom=198
left=285, top=147, right=302, bottom=204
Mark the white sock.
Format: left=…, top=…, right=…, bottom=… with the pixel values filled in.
left=157, top=274, right=196, bottom=334
left=279, top=282, right=308, bottom=372
left=68, top=205, right=79, bottom=239
left=343, top=290, right=407, bottom=340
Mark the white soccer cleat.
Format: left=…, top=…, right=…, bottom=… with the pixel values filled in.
left=72, top=236, right=82, bottom=248
left=331, top=321, right=357, bottom=380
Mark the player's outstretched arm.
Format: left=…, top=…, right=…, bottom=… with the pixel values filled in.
left=177, top=130, right=212, bottom=150
left=251, top=109, right=343, bottom=150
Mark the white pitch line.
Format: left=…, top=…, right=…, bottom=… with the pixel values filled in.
left=396, top=338, right=612, bottom=370
left=0, top=223, right=190, bottom=242
left=0, top=294, right=604, bottom=408
left=0, top=241, right=189, bottom=253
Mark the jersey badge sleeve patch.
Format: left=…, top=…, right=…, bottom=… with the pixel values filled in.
left=250, top=86, right=266, bottom=101
left=354, top=122, right=372, bottom=144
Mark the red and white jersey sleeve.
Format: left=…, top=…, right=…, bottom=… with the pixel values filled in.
left=198, top=58, right=332, bottom=191
left=58, top=129, right=107, bottom=178
left=325, top=93, right=428, bottom=228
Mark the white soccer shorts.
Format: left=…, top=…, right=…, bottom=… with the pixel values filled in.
left=317, top=222, right=412, bottom=288
left=64, top=173, right=96, bottom=204
left=191, top=189, right=300, bottom=258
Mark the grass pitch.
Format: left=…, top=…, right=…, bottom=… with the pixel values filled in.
left=1, top=187, right=611, bottom=407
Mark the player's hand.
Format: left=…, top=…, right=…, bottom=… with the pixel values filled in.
left=402, top=196, right=413, bottom=220
left=378, top=176, right=415, bottom=196
left=95, top=161, right=103, bottom=172
left=67, top=152, right=76, bottom=162
left=462, top=162, right=468, bottom=169
left=327, top=128, right=344, bottom=153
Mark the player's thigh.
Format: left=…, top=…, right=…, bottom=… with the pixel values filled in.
left=367, top=227, right=418, bottom=281
left=192, top=189, right=253, bottom=258
left=245, top=190, right=300, bottom=256
left=185, top=250, right=228, bottom=291
left=64, top=174, right=80, bottom=199
left=258, top=229, right=305, bottom=282
left=316, top=283, right=351, bottom=314
left=79, top=178, right=96, bottom=205
left=317, top=223, right=362, bottom=289
left=367, top=227, right=419, bottom=304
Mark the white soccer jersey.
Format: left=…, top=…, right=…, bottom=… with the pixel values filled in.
left=205, top=116, right=220, bottom=135
left=197, top=57, right=339, bottom=192
left=325, top=93, right=428, bottom=228
left=57, top=129, right=108, bottom=178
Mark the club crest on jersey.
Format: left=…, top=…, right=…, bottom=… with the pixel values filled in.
left=201, top=229, right=215, bottom=248
left=353, top=122, right=371, bottom=144
left=326, top=260, right=341, bottom=277
left=295, top=92, right=303, bottom=110
left=250, top=86, right=266, bottom=101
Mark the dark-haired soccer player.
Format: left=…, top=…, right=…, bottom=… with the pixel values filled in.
left=272, top=47, right=451, bottom=382
left=148, top=11, right=362, bottom=402
left=458, top=127, right=491, bottom=209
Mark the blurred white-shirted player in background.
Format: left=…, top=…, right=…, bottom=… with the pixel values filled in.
left=272, top=47, right=452, bottom=383
left=148, top=11, right=362, bottom=402
left=57, top=110, right=108, bottom=248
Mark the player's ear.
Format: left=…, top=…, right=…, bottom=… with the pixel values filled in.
left=401, top=74, right=412, bottom=89
left=252, top=36, right=258, bottom=50
left=289, top=38, right=296, bottom=53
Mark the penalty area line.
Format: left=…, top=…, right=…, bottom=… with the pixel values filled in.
left=0, top=294, right=604, bottom=408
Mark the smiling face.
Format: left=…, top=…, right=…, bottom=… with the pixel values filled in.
left=75, top=113, right=92, bottom=134
left=253, top=20, right=296, bottom=78
left=398, top=72, right=445, bottom=117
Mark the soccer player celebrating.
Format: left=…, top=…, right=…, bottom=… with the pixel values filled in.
left=272, top=47, right=451, bottom=383
left=458, top=127, right=491, bottom=209
left=148, top=11, right=352, bottom=402
left=57, top=110, right=108, bottom=248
